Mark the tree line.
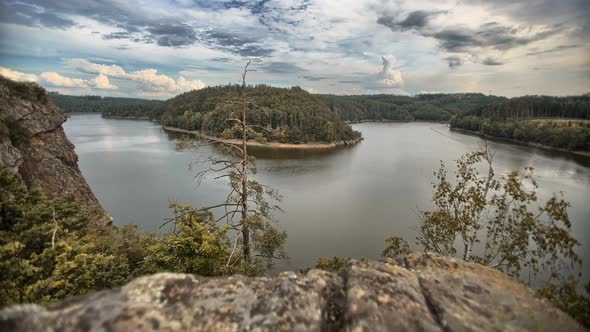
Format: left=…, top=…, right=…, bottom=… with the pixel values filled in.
left=50, top=94, right=163, bottom=119
left=450, top=95, right=590, bottom=151
left=160, top=85, right=361, bottom=144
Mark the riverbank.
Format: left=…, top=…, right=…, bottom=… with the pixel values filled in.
left=345, top=119, right=449, bottom=124
left=102, top=115, right=151, bottom=120
left=451, top=127, right=590, bottom=158
left=163, top=126, right=363, bottom=149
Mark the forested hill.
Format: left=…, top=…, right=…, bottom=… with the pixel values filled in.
left=450, top=95, right=590, bottom=151
left=160, top=85, right=361, bottom=144
left=49, top=94, right=163, bottom=119
left=318, top=93, right=507, bottom=122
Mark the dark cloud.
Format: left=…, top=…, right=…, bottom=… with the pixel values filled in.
left=148, top=24, right=197, bottom=47
left=424, top=23, right=561, bottom=53
left=258, top=62, right=305, bottom=73
left=302, top=76, right=328, bottom=81
left=210, top=57, right=233, bottom=63
left=377, top=10, right=445, bottom=32
left=445, top=56, right=463, bottom=69
left=338, top=80, right=363, bottom=84
left=526, top=44, right=582, bottom=56
left=481, top=57, right=504, bottom=66
left=0, top=1, right=76, bottom=29
left=103, top=31, right=132, bottom=40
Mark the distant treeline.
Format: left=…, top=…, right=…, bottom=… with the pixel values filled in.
left=50, top=95, right=163, bottom=119
left=450, top=95, right=590, bottom=151
left=318, top=93, right=508, bottom=122
left=161, top=85, right=361, bottom=144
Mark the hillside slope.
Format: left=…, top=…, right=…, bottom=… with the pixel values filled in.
left=161, top=85, right=361, bottom=144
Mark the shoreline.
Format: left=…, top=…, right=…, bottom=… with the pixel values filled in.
left=450, top=127, right=590, bottom=158
left=102, top=115, right=151, bottom=121
left=162, top=126, right=363, bottom=149
left=345, top=119, right=450, bottom=124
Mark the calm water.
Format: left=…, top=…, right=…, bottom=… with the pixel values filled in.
left=64, top=114, right=590, bottom=280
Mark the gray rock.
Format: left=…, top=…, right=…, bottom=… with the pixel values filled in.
left=0, top=253, right=583, bottom=332
left=0, top=76, right=110, bottom=223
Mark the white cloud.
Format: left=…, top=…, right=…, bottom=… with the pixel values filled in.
left=93, top=74, right=118, bottom=89
left=0, top=67, right=38, bottom=82
left=40, top=72, right=88, bottom=88
left=64, top=58, right=206, bottom=95
left=361, top=55, right=406, bottom=93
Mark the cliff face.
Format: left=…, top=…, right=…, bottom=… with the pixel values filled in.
left=0, top=76, right=108, bottom=222
left=0, top=253, right=582, bottom=332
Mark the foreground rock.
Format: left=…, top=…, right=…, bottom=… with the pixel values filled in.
left=0, top=253, right=582, bottom=332
left=0, top=76, right=109, bottom=223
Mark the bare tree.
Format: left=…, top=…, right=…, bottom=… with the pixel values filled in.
left=168, top=62, right=287, bottom=273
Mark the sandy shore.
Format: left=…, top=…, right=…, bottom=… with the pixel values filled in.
left=162, top=126, right=362, bottom=149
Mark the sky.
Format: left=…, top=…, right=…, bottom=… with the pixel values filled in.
left=0, top=0, right=588, bottom=99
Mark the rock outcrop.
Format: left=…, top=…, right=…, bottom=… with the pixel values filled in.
left=0, top=76, right=109, bottom=222
left=0, top=253, right=583, bottom=331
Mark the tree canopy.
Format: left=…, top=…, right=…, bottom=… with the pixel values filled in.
left=160, top=85, right=361, bottom=144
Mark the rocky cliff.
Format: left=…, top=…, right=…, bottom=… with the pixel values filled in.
left=0, top=253, right=583, bottom=332
left=0, top=76, right=109, bottom=222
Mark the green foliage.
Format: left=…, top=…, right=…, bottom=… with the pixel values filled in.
left=383, top=147, right=585, bottom=325
left=450, top=95, right=590, bottom=151
left=538, top=279, right=590, bottom=327
left=318, top=93, right=506, bottom=122
left=0, top=76, right=48, bottom=104
left=142, top=204, right=232, bottom=276
left=50, top=94, right=164, bottom=119
left=161, top=84, right=361, bottom=143
left=381, top=236, right=411, bottom=260
left=300, top=256, right=352, bottom=274
left=0, top=170, right=243, bottom=306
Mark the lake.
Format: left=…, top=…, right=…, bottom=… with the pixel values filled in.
left=64, top=114, right=590, bottom=280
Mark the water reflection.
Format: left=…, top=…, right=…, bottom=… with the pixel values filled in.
left=64, top=115, right=590, bottom=282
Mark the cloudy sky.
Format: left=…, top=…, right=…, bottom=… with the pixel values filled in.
left=0, top=0, right=588, bottom=98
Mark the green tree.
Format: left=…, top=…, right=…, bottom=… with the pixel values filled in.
left=383, top=146, right=586, bottom=325
left=174, top=62, right=287, bottom=275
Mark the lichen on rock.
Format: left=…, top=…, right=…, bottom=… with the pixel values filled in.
left=0, top=253, right=583, bottom=332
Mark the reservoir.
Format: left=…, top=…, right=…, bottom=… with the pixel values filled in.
left=64, top=114, right=590, bottom=280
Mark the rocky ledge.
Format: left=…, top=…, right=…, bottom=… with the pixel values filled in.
left=0, top=253, right=583, bottom=332
left=0, top=76, right=110, bottom=223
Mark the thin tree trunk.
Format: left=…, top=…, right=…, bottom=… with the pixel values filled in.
left=241, top=61, right=251, bottom=260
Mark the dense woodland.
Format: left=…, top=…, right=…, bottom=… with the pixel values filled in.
left=50, top=94, right=163, bottom=119
left=450, top=95, right=590, bottom=151
left=160, top=85, right=361, bottom=143
left=48, top=89, right=590, bottom=150
left=318, top=93, right=507, bottom=122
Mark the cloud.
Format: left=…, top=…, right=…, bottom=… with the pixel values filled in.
left=377, top=10, right=442, bottom=31
left=258, top=62, right=305, bottom=73
left=64, top=58, right=205, bottom=95
left=526, top=44, right=582, bottom=56
left=365, top=55, right=404, bottom=91
left=93, top=74, right=118, bottom=89
left=40, top=72, right=88, bottom=88
left=0, top=67, right=38, bottom=82
left=481, top=57, right=504, bottom=66
left=445, top=56, right=463, bottom=69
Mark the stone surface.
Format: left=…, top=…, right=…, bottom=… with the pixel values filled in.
left=0, top=253, right=583, bottom=332
left=0, top=76, right=109, bottom=223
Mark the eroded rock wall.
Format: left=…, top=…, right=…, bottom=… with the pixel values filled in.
left=0, top=76, right=108, bottom=222
left=0, top=253, right=583, bottom=332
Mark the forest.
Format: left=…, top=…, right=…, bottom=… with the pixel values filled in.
left=317, top=93, right=507, bottom=122
left=160, top=84, right=361, bottom=143
left=450, top=95, right=590, bottom=151
left=48, top=90, right=590, bottom=151
left=49, top=94, right=163, bottom=119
